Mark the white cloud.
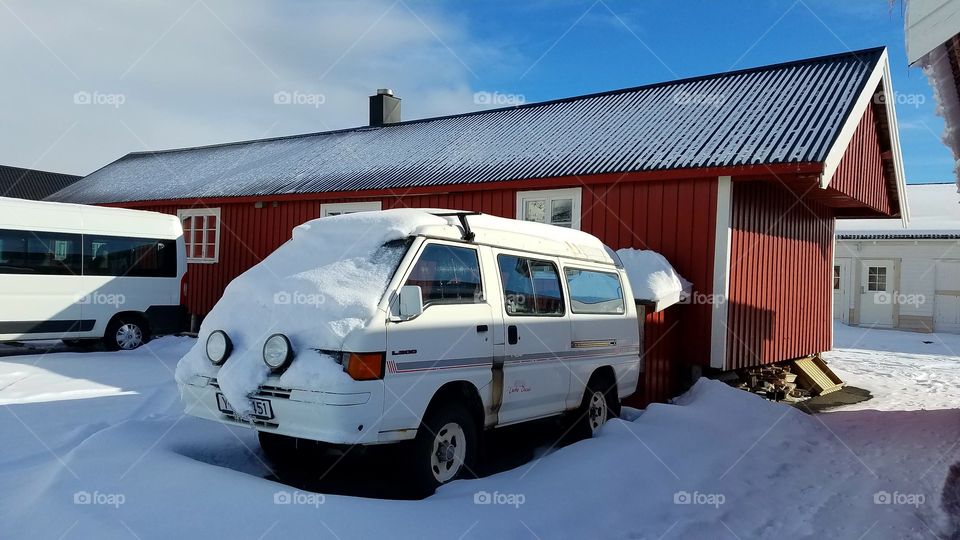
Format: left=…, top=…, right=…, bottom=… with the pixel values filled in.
left=0, top=0, right=499, bottom=174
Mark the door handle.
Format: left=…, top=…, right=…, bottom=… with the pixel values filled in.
left=476, top=324, right=488, bottom=333
left=507, top=325, right=519, bottom=345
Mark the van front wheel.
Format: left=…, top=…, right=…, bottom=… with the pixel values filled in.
left=410, top=402, right=477, bottom=495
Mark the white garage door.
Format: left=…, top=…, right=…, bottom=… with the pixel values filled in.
left=935, top=261, right=960, bottom=333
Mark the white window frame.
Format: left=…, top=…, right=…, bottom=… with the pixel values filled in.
left=516, top=187, right=582, bottom=230
left=177, top=208, right=221, bottom=264
left=320, top=201, right=382, bottom=217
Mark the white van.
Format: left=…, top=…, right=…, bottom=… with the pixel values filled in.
left=0, top=197, right=186, bottom=350
left=178, top=210, right=640, bottom=491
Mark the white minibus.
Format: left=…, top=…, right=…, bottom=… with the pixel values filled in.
left=178, top=209, right=640, bottom=492
left=0, top=197, right=186, bottom=350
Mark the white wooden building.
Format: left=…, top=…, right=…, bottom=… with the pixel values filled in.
left=835, top=183, right=960, bottom=333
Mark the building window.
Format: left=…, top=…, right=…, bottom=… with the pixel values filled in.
left=516, top=188, right=582, bottom=229
left=867, top=266, right=887, bottom=292
left=177, top=208, right=220, bottom=264
left=320, top=201, right=381, bottom=217
left=833, top=265, right=841, bottom=290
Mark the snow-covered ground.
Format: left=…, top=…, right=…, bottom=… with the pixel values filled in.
left=825, top=321, right=960, bottom=411
left=0, top=323, right=957, bottom=539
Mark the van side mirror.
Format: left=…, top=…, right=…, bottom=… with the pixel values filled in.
left=398, top=285, right=424, bottom=318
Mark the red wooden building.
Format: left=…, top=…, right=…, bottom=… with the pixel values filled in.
left=52, top=48, right=907, bottom=404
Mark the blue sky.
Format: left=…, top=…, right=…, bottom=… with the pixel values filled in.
left=0, top=0, right=952, bottom=182
left=429, top=0, right=951, bottom=184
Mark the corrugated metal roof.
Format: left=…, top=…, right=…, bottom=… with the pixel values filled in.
left=50, top=47, right=885, bottom=204
left=0, top=165, right=81, bottom=201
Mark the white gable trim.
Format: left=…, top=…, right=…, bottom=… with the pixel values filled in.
left=819, top=49, right=910, bottom=227
left=709, top=175, right=733, bottom=370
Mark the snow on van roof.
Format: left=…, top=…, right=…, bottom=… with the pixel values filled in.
left=176, top=209, right=447, bottom=416
left=836, top=183, right=959, bottom=238
left=617, top=248, right=692, bottom=312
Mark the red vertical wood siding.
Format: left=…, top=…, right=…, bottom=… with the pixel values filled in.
left=827, top=105, right=894, bottom=214
left=625, top=305, right=686, bottom=408
left=726, top=181, right=835, bottom=369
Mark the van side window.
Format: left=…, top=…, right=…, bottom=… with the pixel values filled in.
left=0, top=229, right=81, bottom=275
left=498, top=255, right=564, bottom=316
left=405, top=244, right=482, bottom=306
left=84, top=236, right=178, bottom=278
left=564, top=268, right=625, bottom=314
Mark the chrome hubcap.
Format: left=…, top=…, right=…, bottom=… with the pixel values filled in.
left=588, top=391, right=608, bottom=434
left=430, top=422, right=466, bottom=483
left=116, top=324, right=143, bottom=350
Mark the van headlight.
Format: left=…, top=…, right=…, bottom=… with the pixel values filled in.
left=206, top=330, right=232, bottom=365
left=263, top=334, right=293, bottom=370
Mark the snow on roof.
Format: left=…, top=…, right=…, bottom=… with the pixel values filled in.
left=50, top=48, right=886, bottom=204
left=616, top=248, right=692, bottom=312
left=836, top=183, right=960, bottom=238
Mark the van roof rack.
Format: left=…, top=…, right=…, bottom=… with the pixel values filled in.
left=432, top=211, right=481, bottom=241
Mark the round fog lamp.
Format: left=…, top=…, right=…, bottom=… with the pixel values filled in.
left=206, top=330, right=231, bottom=365
left=263, top=334, right=293, bottom=370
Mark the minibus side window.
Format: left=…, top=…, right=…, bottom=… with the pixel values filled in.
left=497, top=255, right=564, bottom=316
left=564, top=268, right=625, bottom=314
left=83, top=235, right=177, bottom=278
left=0, top=229, right=81, bottom=275
left=405, top=243, right=482, bottom=306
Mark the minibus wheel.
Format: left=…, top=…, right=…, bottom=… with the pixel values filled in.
left=410, top=402, right=477, bottom=495
left=104, top=315, right=149, bottom=351
left=572, top=372, right=619, bottom=439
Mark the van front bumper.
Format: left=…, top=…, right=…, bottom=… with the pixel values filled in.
left=179, top=377, right=388, bottom=445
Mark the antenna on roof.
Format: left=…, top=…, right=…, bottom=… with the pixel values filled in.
left=433, top=211, right=480, bottom=241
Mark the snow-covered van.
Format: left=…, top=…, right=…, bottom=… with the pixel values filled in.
left=177, top=209, right=640, bottom=491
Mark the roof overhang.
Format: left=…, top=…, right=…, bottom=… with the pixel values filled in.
left=819, top=48, right=910, bottom=226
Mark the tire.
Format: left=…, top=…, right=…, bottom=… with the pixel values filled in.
left=103, top=315, right=149, bottom=351
left=408, top=401, right=478, bottom=496
left=571, top=371, right=620, bottom=440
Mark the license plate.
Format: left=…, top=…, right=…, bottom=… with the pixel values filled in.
left=216, top=393, right=274, bottom=420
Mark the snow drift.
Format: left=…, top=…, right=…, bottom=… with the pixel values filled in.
left=175, top=209, right=447, bottom=416
left=4, top=349, right=955, bottom=539
left=616, top=248, right=691, bottom=311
